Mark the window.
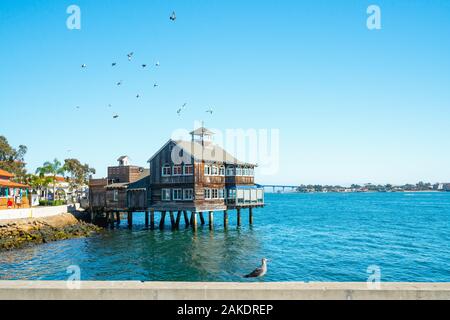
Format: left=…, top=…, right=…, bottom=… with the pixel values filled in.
left=219, top=166, right=225, bottom=176
left=212, top=189, right=218, bottom=199
left=173, top=189, right=182, bottom=201
left=249, top=168, right=254, bottom=176
left=243, top=167, right=249, bottom=176
left=204, top=188, right=211, bottom=200
left=162, top=165, right=171, bottom=177
left=236, top=167, right=242, bottom=176
left=211, top=165, right=218, bottom=176
left=162, top=189, right=171, bottom=201
left=204, top=165, right=211, bottom=175
left=218, top=188, right=225, bottom=199
left=113, top=190, right=119, bottom=201
left=228, top=189, right=236, bottom=199
left=173, top=165, right=183, bottom=176
left=183, top=189, right=194, bottom=200
left=184, top=165, right=193, bottom=176
left=226, top=166, right=235, bottom=176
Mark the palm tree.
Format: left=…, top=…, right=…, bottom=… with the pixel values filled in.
left=36, top=159, right=65, bottom=201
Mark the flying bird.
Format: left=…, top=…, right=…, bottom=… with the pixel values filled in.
left=117, top=80, right=123, bottom=86
left=81, top=64, right=87, bottom=68
left=177, top=103, right=187, bottom=116
left=127, top=52, right=134, bottom=61
left=75, top=106, right=80, bottom=110
left=206, top=107, right=213, bottom=115
left=155, top=61, right=160, bottom=67
left=113, top=114, right=119, bottom=119
left=136, top=94, right=140, bottom=98
left=112, top=62, right=117, bottom=67
left=244, top=258, right=269, bottom=278
left=153, top=83, right=158, bottom=88
left=142, top=64, right=147, bottom=68
left=170, top=11, right=176, bottom=21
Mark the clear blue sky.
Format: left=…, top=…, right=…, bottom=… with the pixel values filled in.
left=1, top=0, right=449, bottom=185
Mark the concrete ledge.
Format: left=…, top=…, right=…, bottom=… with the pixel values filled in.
left=0, top=281, right=449, bottom=300
left=0, top=204, right=79, bottom=221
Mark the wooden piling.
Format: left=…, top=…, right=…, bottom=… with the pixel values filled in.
left=209, top=211, right=214, bottom=230
left=199, top=212, right=205, bottom=225
left=249, top=207, right=254, bottom=225
left=150, top=210, right=155, bottom=230
left=115, top=212, right=121, bottom=225
left=169, top=211, right=176, bottom=229
left=175, top=211, right=182, bottom=229
left=159, top=211, right=166, bottom=230
left=127, top=211, right=133, bottom=228
left=237, top=208, right=241, bottom=226
left=191, top=212, right=198, bottom=231
left=183, top=211, right=189, bottom=227
left=224, top=210, right=228, bottom=229
left=145, top=211, right=149, bottom=227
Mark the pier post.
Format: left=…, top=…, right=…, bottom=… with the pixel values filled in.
left=209, top=211, right=214, bottom=230
left=183, top=211, right=189, bottom=227
left=109, top=212, right=115, bottom=228
left=159, top=211, right=166, bottom=230
left=199, top=212, right=205, bottom=225
left=169, top=211, right=176, bottom=229
left=115, top=212, right=121, bottom=225
left=249, top=207, right=253, bottom=225
left=237, top=208, right=241, bottom=226
left=150, top=210, right=155, bottom=230
left=127, top=211, right=133, bottom=229
left=145, top=211, right=149, bottom=227
left=175, top=211, right=182, bottom=229
left=90, top=210, right=95, bottom=223
left=191, top=212, right=198, bottom=231
left=224, top=210, right=228, bottom=229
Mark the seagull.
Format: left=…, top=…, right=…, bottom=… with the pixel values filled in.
left=127, top=52, right=134, bottom=61
left=155, top=61, right=160, bottom=67
left=117, top=80, right=123, bottom=86
left=206, top=107, right=213, bottom=115
left=81, top=64, right=87, bottom=68
left=142, top=64, right=147, bottom=68
left=153, top=83, right=158, bottom=88
left=170, top=11, right=176, bottom=21
left=112, top=62, right=117, bottom=67
left=244, top=258, right=269, bottom=278
left=113, top=114, right=119, bottom=119
left=136, top=94, right=140, bottom=98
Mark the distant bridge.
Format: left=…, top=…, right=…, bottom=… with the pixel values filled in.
left=262, top=185, right=299, bottom=193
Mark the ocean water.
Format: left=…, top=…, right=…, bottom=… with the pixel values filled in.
left=1, top=192, right=449, bottom=282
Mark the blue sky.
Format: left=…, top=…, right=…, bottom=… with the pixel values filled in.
left=1, top=0, right=449, bottom=185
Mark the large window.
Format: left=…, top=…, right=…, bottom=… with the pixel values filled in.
left=218, top=188, right=225, bottom=199
left=162, top=165, right=171, bottom=177
left=183, top=189, right=194, bottom=200
left=204, top=188, right=211, bottom=200
left=113, top=190, right=119, bottom=201
left=219, top=166, right=225, bottom=176
left=162, top=189, right=171, bottom=201
left=173, top=189, right=182, bottom=201
left=236, top=167, right=243, bottom=176
left=226, top=166, right=235, bottom=176
left=211, top=165, right=218, bottom=176
left=212, top=189, right=218, bottom=199
left=204, top=165, right=211, bottom=175
left=173, top=165, right=183, bottom=176
left=184, top=165, right=193, bottom=176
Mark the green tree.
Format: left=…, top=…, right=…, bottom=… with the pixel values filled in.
left=36, top=159, right=65, bottom=200
left=63, top=158, right=96, bottom=200
left=0, top=135, right=27, bottom=181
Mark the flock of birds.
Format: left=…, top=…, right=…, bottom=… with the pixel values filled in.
left=78, top=11, right=214, bottom=120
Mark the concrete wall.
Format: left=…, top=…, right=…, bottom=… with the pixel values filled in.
left=0, top=204, right=79, bottom=221
left=0, top=281, right=449, bottom=300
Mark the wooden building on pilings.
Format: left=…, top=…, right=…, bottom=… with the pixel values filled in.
left=88, top=128, right=264, bottom=230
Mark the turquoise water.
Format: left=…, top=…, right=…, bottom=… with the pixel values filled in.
left=1, top=192, right=450, bottom=282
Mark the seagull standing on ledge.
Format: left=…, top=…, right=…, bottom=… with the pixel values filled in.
left=244, top=258, right=268, bottom=278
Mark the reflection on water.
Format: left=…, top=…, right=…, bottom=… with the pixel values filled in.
left=1, top=193, right=450, bottom=282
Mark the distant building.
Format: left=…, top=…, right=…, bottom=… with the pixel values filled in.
left=0, top=169, right=30, bottom=210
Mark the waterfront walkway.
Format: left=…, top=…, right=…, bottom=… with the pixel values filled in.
left=0, top=281, right=449, bottom=300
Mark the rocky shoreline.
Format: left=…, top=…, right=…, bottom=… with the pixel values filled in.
left=0, top=213, right=102, bottom=251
